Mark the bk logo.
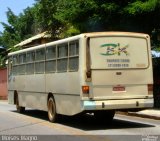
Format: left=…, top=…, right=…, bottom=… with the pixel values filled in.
left=100, top=43, right=129, bottom=56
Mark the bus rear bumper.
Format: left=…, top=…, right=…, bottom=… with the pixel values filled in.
left=82, top=98, right=153, bottom=111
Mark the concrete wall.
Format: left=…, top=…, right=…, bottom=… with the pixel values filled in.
left=0, top=68, right=7, bottom=100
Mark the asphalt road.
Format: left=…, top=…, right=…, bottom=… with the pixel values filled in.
left=0, top=101, right=160, bottom=141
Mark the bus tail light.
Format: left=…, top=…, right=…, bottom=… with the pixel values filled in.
left=82, top=86, right=89, bottom=94
left=148, top=84, right=153, bottom=95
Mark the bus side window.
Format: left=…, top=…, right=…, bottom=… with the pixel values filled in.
left=13, top=55, right=19, bottom=65
left=26, top=51, right=35, bottom=74
left=27, top=51, right=35, bottom=62
left=57, top=44, right=68, bottom=72
left=35, top=48, right=45, bottom=73
left=19, top=53, right=26, bottom=75
left=19, top=53, right=26, bottom=64
left=12, top=55, right=19, bottom=75
left=46, top=46, right=56, bottom=73
left=8, top=56, right=13, bottom=76
left=69, top=41, right=79, bottom=71
left=36, top=48, right=45, bottom=61
left=46, top=46, right=56, bottom=59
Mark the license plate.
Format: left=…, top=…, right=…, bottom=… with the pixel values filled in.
left=113, top=86, right=125, bottom=93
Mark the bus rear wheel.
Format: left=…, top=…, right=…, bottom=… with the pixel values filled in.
left=15, top=95, right=25, bottom=113
left=48, top=97, right=57, bottom=122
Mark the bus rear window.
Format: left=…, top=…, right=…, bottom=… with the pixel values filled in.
left=89, top=36, right=149, bottom=69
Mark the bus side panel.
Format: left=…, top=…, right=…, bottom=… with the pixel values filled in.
left=46, top=72, right=82, bottom=115
left=8, top=75, right=46, bottom=92
left=8, top=90, right=14, bottom=105
left=8, top=74, right=47, bottom=111
left=18, top=91, right=48, bottom=111
left=54, top=94, right=81, bottom=115
left=21, top=74, right=47, bottom=110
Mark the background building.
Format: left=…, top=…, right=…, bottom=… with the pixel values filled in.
left=0, top=32, right=51, bottom=100
left=0, top=68, right=7, bottom=100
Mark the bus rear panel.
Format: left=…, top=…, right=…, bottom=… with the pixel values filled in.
left=82, top=32, right=153, bottom=112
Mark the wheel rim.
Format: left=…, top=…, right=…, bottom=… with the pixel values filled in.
left=16, top=96, right=20, bottom=110
left=48, top=98, right=55, bottom=121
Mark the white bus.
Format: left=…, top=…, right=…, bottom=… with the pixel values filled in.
left=8, top=32, right=153, bottom=122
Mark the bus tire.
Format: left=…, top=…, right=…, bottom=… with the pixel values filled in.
left=15, top=94, right=25, bottom=113
left=48, top=97, right=57, bottom=122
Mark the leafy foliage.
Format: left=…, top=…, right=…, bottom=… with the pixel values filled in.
left=0, top=7, right=37, bottom=49
left=0, top=7, right=37, bottom=67
left=55, top=0, right=120, bottom=32
left=124, top=0, right=160, bottom=15
left=34, top=0, right=64, bottom=36
left=1, top=0, right=160, bottom=68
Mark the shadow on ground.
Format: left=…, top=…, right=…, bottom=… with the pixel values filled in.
left=12, top=109, right=155, bottom=131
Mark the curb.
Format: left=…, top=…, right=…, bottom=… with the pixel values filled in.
left=0, top=100, right=8, bottom=102
left=116, top=111, right=160, bottom=120
left=127, top=112, right=160, bottom=120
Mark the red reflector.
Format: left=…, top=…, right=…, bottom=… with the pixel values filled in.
left=82, top=86, right=89, bottom=94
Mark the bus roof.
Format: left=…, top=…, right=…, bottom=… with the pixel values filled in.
left=8, top=32, right=149, bottom=56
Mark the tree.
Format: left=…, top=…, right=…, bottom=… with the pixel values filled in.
left=34, top=0, right=65, bottom=37
left=54, top=0, right=160, bottom=34
left=123, top=0, right=160, bottom=32
left=0, top=7, right=38, bottom=67
left=55, top=0, right=120, bottom=32
left=1, top=0, right=160, bottom=50
left=0, top=6, right=39, bottom=49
